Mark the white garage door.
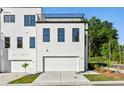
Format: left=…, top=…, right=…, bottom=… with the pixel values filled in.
left=44, top=57, right=79, bottom=71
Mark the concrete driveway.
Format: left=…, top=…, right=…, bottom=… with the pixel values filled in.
left=0, top=73, right=25, bottom=85
left=33, top=72, right=91, bottom=86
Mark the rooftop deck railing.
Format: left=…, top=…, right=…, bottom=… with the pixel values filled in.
left=36, top=14, right=85, bottom=22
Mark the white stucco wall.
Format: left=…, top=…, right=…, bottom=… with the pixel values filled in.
left=0, top=8, right=41, bottom=73
left=36, top=23, right=85, bottom=72
left=0, top=8, right=88, bottom=73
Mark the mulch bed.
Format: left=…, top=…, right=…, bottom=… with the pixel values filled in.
left=96, top=68, right=124, bottom=79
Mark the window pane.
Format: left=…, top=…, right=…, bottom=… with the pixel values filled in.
left=4, top=15, right=15, bottom=23
left=72, top=28, right=79, bottom=42
left=43, top=28, right=50, bottom=35
left=24, top=15, right=35, bottom=26
left=73, top=36, right=79, bottom=42
left=30, top=37, right=35, bottom=48
left=43, top=28, right=50, bottom=42
left=5, top=37, right=10, bottom=48
left=31, top=15, right=35, bottom=26
left=58, top=28, right=65, bottom=42
left=10, top=15, right=15, bottom=22
left=4, top=15, right=9, bottom=22
left=24, top=15, right=29, bottom=26
left=58, top=36, right=64, bottom=42
left=43, top=36, right=50, bottom=42
left=17, top=37, right=23, bottom=48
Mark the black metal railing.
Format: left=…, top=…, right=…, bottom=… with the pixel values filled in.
left=36, top=13, right=84, bottom=22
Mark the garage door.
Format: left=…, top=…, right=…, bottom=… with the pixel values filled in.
left=44, top=57, right=79, bottom=71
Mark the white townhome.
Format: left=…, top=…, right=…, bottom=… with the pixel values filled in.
left=0, top=7, right=88, bottom=73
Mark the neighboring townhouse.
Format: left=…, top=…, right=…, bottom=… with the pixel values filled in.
left=0, top=8, right=88, bottom=73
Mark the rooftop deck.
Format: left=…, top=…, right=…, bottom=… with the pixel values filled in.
left=36, top=14, right=86, bottom=23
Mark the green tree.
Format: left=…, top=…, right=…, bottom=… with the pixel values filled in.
left=22, top=63, right=29, bottom=74
left=88, top=16, right=119, bottom=65
left=100, top=43, right=109, bottom=58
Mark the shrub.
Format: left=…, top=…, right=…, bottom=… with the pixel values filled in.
left=88, top=62, right=107, bottom=70
left=88, top=63, right=97, bottom=70
left=88, top=57, right=109, bottom=64
left=97, top=62, right=107, bottom=67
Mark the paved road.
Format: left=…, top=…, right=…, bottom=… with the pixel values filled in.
left=33, top=72, right=91, bottom=86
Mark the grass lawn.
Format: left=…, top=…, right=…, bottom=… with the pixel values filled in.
left=8, top=73, right=41, bottom=84
left=84, top=74, right=124, bottom=81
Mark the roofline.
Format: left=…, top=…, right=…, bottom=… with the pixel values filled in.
left=0, top=7, right=42, bottom=8
left=36, top=21, right=87, bottom=23
left=44, top=17, right=84, bottom=19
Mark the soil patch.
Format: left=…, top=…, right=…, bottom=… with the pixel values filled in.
left=96, top=68, right=124, bottom=79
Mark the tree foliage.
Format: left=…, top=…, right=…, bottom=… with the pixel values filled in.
left=22, top=63, right=29, bottom=74
left=88, top=17, right=122, bottom=63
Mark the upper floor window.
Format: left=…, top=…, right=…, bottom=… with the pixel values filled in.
left=30, top=37, right=35, bottom=48
left=17, top=37, right=23, bottom=48
left=72, top=28, right=79, bottom=42
left=85, top=34, right=86, bottom=46
left=5, top=37, right=10, bottom=48
left=43, top=28, right=50, bottom=42
left=4, top=15, right=15, bottom=23
left=58, top=28, right=65, bottom=42
left=24, top=15, right=35, bottom=26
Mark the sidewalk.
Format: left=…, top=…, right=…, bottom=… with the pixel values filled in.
left=0, top=73, right=25, bottom=86
left=91, top=81, right=124, bottom=86
left=104, top=67, right=124, bottom=73
left=92, top=81, right=124, bottom=84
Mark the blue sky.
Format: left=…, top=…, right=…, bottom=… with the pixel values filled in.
left=43, top=7, right=124, bottom=45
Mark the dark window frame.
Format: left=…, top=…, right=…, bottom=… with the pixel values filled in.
left=4, top=15, right=15, bottom=23
left=72, top=28, right=80, bottom=42
left=43, top=28, right=50, bottom=42
left=24, top=15, right=35, bottom=26
left=17, top=37, right=23, bottom=48
left=85, top=34, right=86, bottom=46
left=5, top=37, right=10, bottom=48
left=58, top=28, right=65, bottom=42
left=30, top=37, right=35, bottom=48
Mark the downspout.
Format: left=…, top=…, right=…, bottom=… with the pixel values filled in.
left=84, top=23, right=88, bottom=70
